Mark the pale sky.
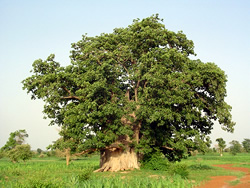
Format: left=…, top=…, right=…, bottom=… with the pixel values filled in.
left=0, top=0, right=249, bottom=150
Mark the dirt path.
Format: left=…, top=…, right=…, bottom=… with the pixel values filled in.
left=198, top=164, right=250, bottom=188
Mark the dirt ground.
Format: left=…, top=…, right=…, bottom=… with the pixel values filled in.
left=198, top=164, right=250, bottom=188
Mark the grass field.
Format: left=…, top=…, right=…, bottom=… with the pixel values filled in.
left=0, top=152, right=249, bottom=187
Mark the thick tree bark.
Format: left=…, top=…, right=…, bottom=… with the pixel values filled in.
left=94, top=147, right=140, bottom=172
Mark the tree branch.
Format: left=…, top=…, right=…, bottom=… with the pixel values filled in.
left=61, top=86, right=81, bottom=100
left=61, top=96, right=81, bottom=100
left=118, top=60, right=130, bottom=76
left=125, top=89, right=130, bottom=101
left=96, top=58, right=102, bottom=66
left=143, top=80, right=148, bottom=88
left=162, top=146, right=174, bottom=151
left=195, top=92, right=207, bottom=104
left=62, top=86, right=71, bottom=95
left=73, top=148, right=97, bottom=157
left=134, top=80, right=140, bottom=102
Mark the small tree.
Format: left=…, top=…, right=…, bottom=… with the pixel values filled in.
left=7, top=144, right=33, bottom=163
left=242, top=139, right=250, bottom=153
left=216, top=138, right=226, bottom=156
left=193, top=135, right=211, bottom=154
left=36, top=148, right=43, bottom=154
left=1, top=130, right=32, bottom=163
left=1, top=129, right=28, bottom=152
left=229, top=140, right=242, bottom=155
left=47, top=135, right=90, bottom=165
left=47, top=137, right=73, bottom=165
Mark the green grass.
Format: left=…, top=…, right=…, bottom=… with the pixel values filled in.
left=181, top=152, right=249, bottom=183
left=0, top=152, right=250, bottom=188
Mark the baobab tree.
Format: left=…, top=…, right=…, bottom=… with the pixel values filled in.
left=22, top=15, right=235, bottom=171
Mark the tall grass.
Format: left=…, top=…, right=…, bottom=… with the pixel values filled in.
left=77, top=175, right=195, bottom=188
left=0, top=153, right=249, bottom=188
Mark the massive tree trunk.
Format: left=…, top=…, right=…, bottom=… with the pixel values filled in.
left=95, top=147, right=140, bottom=172
left=94, top=89, right=141, bottom=172
left=94, top=121, right=141, bottom=172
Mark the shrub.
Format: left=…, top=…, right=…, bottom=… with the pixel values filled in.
left=189, top=164, right=213, bottom=170
left=7, top=144, right=32, bottom=162
left=0, top=151, right=5, bottom=159
left=141, top=152, right=189, bottom=178
left=37, top=148, right=43, bottom=154
left=141, top=152, right=169, bottom=171
left=39, top=154, right=45, bottom=158
left=66, top=167, right=93, bottom=187
left=77, top=167, right=93, bottom=182
left=190, top=150, right=198, bottom=156
left=45, top=150, right=56, bottom=157
left=169, top=163, right=189, bottom=179
left=230, top=140, right=242, bottom=155
left=55, top=148, right=66, bottom=158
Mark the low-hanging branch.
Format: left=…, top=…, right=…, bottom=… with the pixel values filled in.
left=73, top=148, right=97, bottom=157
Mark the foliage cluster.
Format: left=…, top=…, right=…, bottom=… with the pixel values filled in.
left=141, top=151, right=189, bottom=178
left=47, top=137, right=77, bottom=154
left=216, top=138, right=226, bottom=156
left=188, top=164, right=213, bottom=170
left=242, top=139, right=250, bottom=153
left=1, top=130, right=28, bottom=152
left=1, top=130, right=32, bottom=163
left=229, top=140, right=243, bottom=155
left=141, top=151, right=169, bottom=171
left=6, top=144, right=32, bottom=163
left=212, top=138, right=250, bottom=156
left=36, top=148, right=43, bottom=154
left=0, top=151, right=4, bottom=159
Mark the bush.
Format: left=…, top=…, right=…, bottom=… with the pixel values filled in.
left=141, top=152, right=189, bottom=178
left=230, top=140, right=242, bottom=156
left=39, top=154, right=45, bottom=158
left=55, top=149, right=66, bottom=158
left=77, top=167, right=93, bottom=181
left=189, top=164, right=213, bottom=170
left=169, top=163, right=189, bottom=179
left=0, top=151, right=5, bottom=159
left=141, top=152, right=169, bottom=171
left=7, top=144, right=32, bottom=162
left=67, top=167, right=93, bottom=187
left=190, top=150, right=198, bottom=156
left=45, top=150, right=56, bottom=157
left=37, top=148, right=43, bottom=154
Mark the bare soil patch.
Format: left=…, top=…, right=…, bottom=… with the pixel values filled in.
left=198, top=164, right=250, bottom=188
